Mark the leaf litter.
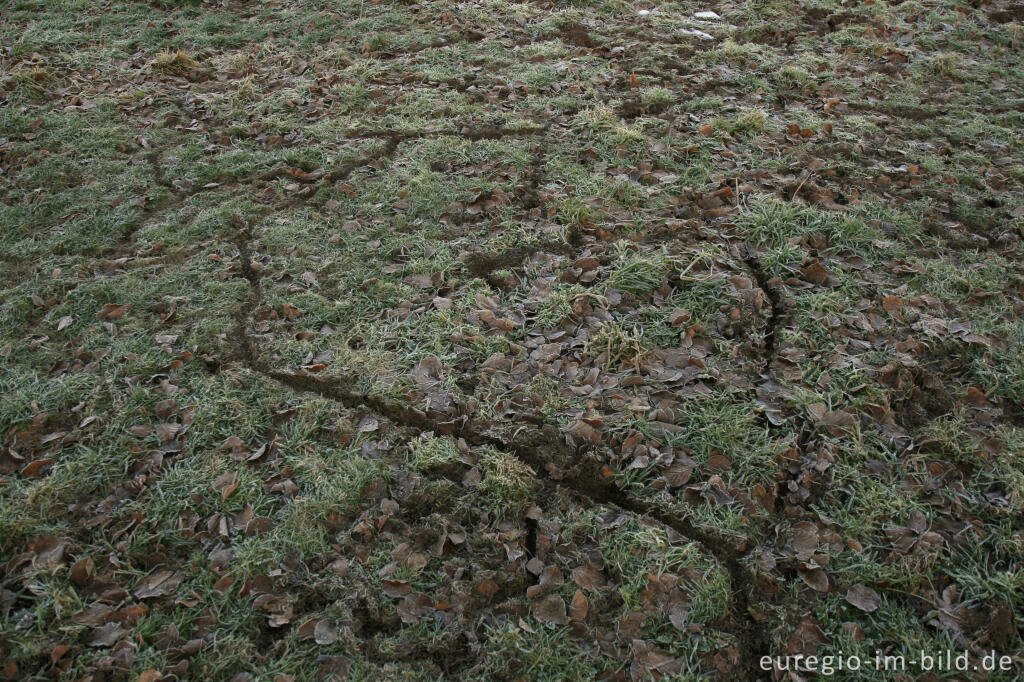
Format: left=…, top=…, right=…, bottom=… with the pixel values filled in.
left=1, top=0, right=1023, bottom=678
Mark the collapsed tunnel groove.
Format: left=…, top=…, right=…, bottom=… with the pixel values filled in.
left=227, top=222, right=776, bottom=680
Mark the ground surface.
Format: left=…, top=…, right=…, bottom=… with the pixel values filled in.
left=1, top=0, right=1023, bottom=679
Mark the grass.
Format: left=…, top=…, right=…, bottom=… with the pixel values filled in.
left=711, top=108, right=771, bottom=137
left=586, top=320, right=652, bottom=371
left=151, top=49, right=199, bottom=75
left=478, top=447, right=537, bottom=513
left=607, top=243, right=675, bottom=296
left=1, top=0, right=1023, bottom=677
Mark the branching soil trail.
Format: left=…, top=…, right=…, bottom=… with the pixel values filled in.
left=2, top=0, right=1023, bottom=679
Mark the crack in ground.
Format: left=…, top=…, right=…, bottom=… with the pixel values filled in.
left=739, top=242, right=786, bottom=377
left=146, top=148, right=175, bottom=190
left=221, top=156, right=781, bottom=675
left=359, top=23, right=587, bottom=60
left=222, top=243, right=772, bottom=678
left=248, top=366, right=771, bottom=678
left=462, top=238, right=574, bottom=290
left=100, top=143, right=242, bottom=259
left=459, top=136, right=581, bottom=288
left=256, top=123, right=549, bottom=204
left=737, top=241, right=828, bottom=667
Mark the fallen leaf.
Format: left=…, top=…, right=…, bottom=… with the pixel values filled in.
left=531, top=594, right=568, bottom=625
left=564, top=420, right=601, bottom=445
left=790, top=521, right=819, bottom=560
left=404, top=273, right=433, bottom=289
left=50, top=644, right=72, bottom=664
left=569, top=590, right=588, bottom=621
left=20, top=458, right=55, bottom=479
left=801, top=259, right=831, bottom=285
left=476, top=579, right=499, bottom=597
left=668, top=309, right=691, bottom=326
left=27, top=536, right=70, bottom=570
left=630, top=639, right=683, bottom=682
left=74, top=603, right=113, bottom=626
left=798, top=566, right=830, bottom=592
left=212, top=472, right=239, bottom=501
left=314, top=619, right=338, bottom=645
left=70, top=556, right=96, bottom=586
left=669, top=602, right=689, bottom=630
left=705, top=453, right=731, bottom=471
left=88, top=622, right=127, bottom=647
left=316, top=655, right=352, bottom=680
left=397, top=592, right=434, bottom=623
left=382, top=579, right=412, bottom=598
left=477, top=309, right=515, bottom=332
left=219, top=435, right=247, bottom=454
left=134, top=569, right=183, bottom=599
left=572, top=565, right=606, bottom=591
left=845, top=584, right=881, bottom=612
left=253, top=592, right=294, bottom=627
left=97, top=303, right=131, bottom=321
left=245, top=517, right=273, bottom=536
left=154, top=399, right=178, bottom=420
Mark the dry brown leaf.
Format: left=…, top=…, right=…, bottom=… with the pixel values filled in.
left=572, top=565, right=607, bottom=591
left=314, top=619, right=338, bottom=645
left=316, top=655, right=352, bottom=680
left=154, top=399, right=178, bottom=420
left=845, top=584, right=881, bottom=612
left=801, top=259, right=830, bottom=285
left=69, top=556, right=95, bottom=586
left=531, top=594, right=568, bottom=625
left=50, top=645, right=72, bottom=664
left=790, top=521, right=819, bottom=560
left=134, top=569, right=183, bottom=599
left=705, top=453, right=731, bottom=471
left=477, top=309, right=515, bottom=332
left=27, top=536, right=70, bottom=570
left=20, top=458, right=54, bottom=479
left=88, top=622, right=127, bottom=647
left=382, top=579, right=412, bottom=598
left=569, top=590, right=589, bottom=621
left=564, top=420, right=601, bottom=445
left=244, top=517, right=273, bottom=536
left=630, top=640, right=683, bottom=682
left=96, top=303, right=131, bottom=320
left=476, top=579, right=498, bottom=597
left=798, top=566, right=830, bottom=592
left=212, top=472, right=239, bottom=501
left=397, top=592, right=434, bottom=623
